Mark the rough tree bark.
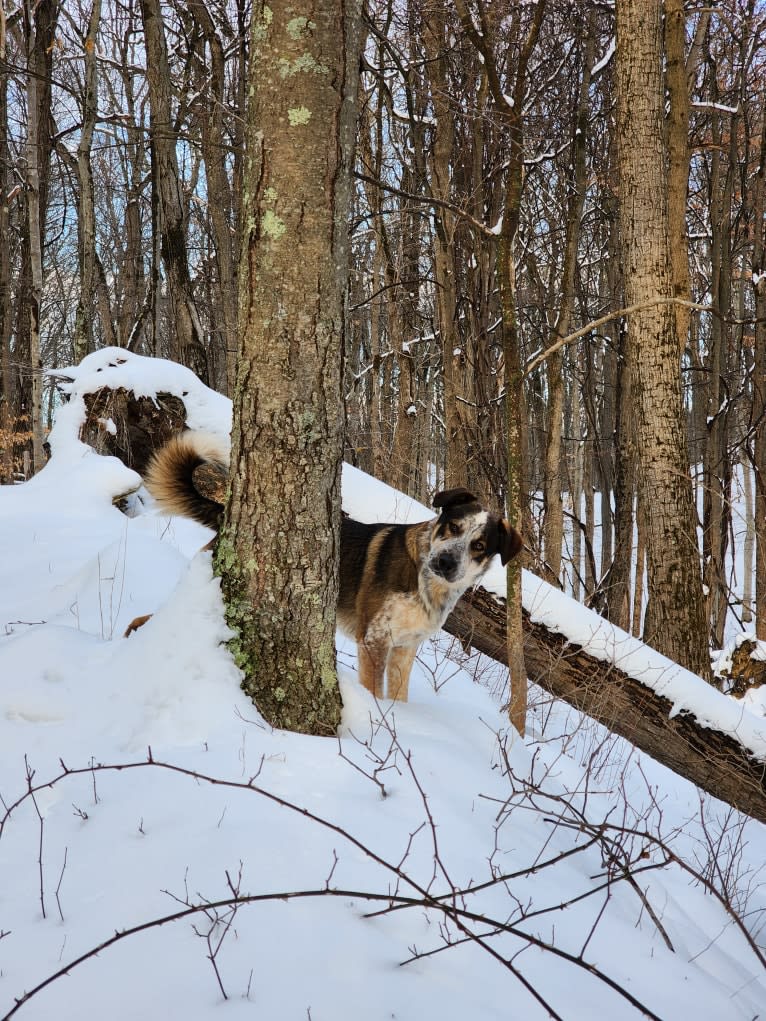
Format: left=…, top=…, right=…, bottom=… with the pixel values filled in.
left=702, top=103, right=735, bottom=650
left=22, top=0, right=58, bottom=475
left=664, top=0, right=691, bottom=356
left=615, top=0, right=710, bottom=679
left=215, top=1, right=361, bottom=735
left=752, top=90, right=766, bottom=641
left=422, top=10, right=462, bottom=493
left=186, top=0, right=238, bottom=394
left=0, top=4, right=13, bottom=483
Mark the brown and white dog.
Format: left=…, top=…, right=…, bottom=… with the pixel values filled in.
left=140, top=432, right=522, bottom=701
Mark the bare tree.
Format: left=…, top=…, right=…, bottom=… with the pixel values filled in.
left=0, top=3, right=14, bottom=483
left=72, top=0, right=105, bottom=363
left=753, top=87, right=766, bottom=639
left=614, top=0, right=710, bottom=679
left=140, top=0, right=209, bottom=383
left=453, top=0, right=547, bottom=734
left=541, top=11, right=596, bottom=585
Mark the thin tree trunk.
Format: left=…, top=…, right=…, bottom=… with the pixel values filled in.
left=422, top=12, right=461, bottom=492
left=453, top=0, right=547, bottom=734
left=664, top=0, right=691, bottom=355
left=571, top=367, right=583, bottom=601
left=73, top=0, right=102, bottom=363
left=115, top=32, right=147, bottom=350
left=593, top=215, right=635, bottom=631
left=0, top=4, right=13, bottom=483
left=141, top=0, right=209, bottom=383
left=187, top=0, right=237, bottom=394
left=358, top=73, right=386, bottom=479
left=752, top=91, right=766, bottom=640
left=542, top=15, right=595, bottom=584
left=23, top=0, right=57, bottom=473
left=702, top=105, right=735, bottom=650
left=632, top=495, right=646, bottom=638
left=369, top=248, right=385, bottom=478
left=741, top=450, right=754, bottom=625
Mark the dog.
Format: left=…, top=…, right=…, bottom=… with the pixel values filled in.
left=137, top=432, right=522, bottom=701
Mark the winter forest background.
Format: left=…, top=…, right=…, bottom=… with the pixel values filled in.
left=2, top=0, right=766, bottom=653
left=4, top=4, right=766, bottom=1016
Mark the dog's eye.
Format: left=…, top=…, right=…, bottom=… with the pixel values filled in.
left=471, top=540, right=486, bottom=555
left=447, top=521, right=461, bottom=537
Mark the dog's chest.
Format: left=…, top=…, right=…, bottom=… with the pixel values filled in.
left=365, top=590, right=452, bottom=647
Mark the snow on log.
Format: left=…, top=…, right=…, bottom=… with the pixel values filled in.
left=445, top=585, right=766, bottom=825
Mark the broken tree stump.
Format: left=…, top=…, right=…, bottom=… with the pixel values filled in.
left=80, top=388, right=187, bottom=475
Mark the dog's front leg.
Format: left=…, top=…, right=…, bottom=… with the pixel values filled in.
left=386, top=644, right=418, bottom=702
left=357, top=638, right=388, bottom=699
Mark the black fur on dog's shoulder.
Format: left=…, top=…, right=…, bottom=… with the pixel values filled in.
left=337, top=516, right=427, bottom=648
left=339, top=519, right=419, bottom=599
left=144, top=432, right=228, bottom=530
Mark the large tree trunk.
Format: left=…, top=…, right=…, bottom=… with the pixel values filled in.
left=445, top=585, right=766, bottom=825
left=216, top=1, right=361, bottom=736
left=615, top=0, right=710, bottom=679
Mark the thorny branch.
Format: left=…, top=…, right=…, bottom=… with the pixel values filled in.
left=489, top=736, right=766, bottom=972
left=0, top=751, right=682, bottom=1020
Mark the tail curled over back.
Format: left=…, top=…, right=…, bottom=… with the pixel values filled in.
left=144, top=432, right=229, bottom=530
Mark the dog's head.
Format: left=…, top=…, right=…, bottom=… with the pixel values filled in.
left=426, top=488, right=522, bottom=586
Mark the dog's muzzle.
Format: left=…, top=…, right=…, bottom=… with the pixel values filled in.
left=431, top=551, right=459, bottom=582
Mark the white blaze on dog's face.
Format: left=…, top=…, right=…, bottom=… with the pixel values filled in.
left=423, top=488, right=522, bottom=597
left=427, top=509, right=496, bottom=588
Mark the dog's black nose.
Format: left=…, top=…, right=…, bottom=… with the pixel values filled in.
left=433, top=552, right=458, bottom=579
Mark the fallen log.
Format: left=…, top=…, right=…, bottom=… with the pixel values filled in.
left=445, top=586, right=766, bottom=825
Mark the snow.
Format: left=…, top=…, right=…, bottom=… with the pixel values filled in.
left=591, top=36, right=615, bottom=78
left=1, top=353, right=766, bottom=1019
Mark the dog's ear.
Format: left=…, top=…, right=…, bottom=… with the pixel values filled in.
left=433, top=488, right=479, bottom=513
left=497, top=519, right=523, bottom=565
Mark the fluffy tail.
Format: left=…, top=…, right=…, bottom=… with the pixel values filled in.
left=144, top=432, right=229, bottom=530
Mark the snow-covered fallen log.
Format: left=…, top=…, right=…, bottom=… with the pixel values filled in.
left=446, top=585, right=766, bottom=825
